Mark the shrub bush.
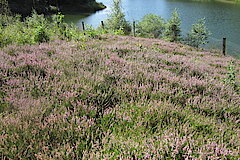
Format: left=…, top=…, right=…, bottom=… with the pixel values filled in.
left=26, top=11, right=50, bottom=43
left=0, top=11, right=87, bottom=47
left=136, top=14, right=165, bottom=38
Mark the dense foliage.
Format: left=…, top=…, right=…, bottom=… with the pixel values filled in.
left=0, top=12, right=100, bottom=47
left=0, top=35, right=239, bottom=159
left=136, top=14, right=165, bottom=38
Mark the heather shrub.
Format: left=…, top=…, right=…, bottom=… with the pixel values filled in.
left=14, top=64, right=47, bottom=79
left=77, top=81, right=120, bottom=118
left=164, top=8, right=182, bottom=42
left=185, top=18, right=211, bottom=48
left=0, top=35, right=239, bottom=159
left=136, top=14, right=165, bottom=38
left=105, top=0, right=131, bottom=35
left=0, top=90, right=14, bottom=113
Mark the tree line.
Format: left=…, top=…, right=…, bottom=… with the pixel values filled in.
left=0, top=0, right=211, bottom=49
left=104, top=0, right=211, bottom=48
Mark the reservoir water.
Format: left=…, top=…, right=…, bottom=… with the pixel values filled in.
left=64, top=0, right=240, bottom=57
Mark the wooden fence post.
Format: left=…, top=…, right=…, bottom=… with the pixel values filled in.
left=133, top=21, right=136, bottom=37
left=82, top=21, right=86, bottom=35
left=101, top=21, right=104, bottom=29
left=223, top=38, right=226, bottom=56
left=82, top=21, right=85, bottom=31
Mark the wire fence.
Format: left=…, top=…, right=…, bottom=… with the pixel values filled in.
left=80, top=21, right=240, bottom=58
left=208, top=37, right=240, bottom=58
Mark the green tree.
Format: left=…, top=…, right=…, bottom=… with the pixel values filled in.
left=136, top=14, right=165, bottom=38
left=105, top=0, right=131, bottom=35
left=164, top=8, right=181, bottom=42
left=185, top=18, right=211, bottom=48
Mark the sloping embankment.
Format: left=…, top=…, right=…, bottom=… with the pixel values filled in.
left=0, top=35, right=239, bottom=159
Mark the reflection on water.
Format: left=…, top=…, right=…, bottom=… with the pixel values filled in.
left=64, top=0, right=240, bottom=57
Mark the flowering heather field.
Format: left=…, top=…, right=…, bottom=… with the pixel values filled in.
left=0, top=35, right=239, bottom=159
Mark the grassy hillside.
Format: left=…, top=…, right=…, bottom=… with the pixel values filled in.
left=0, top=35, right=239, bottom=159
